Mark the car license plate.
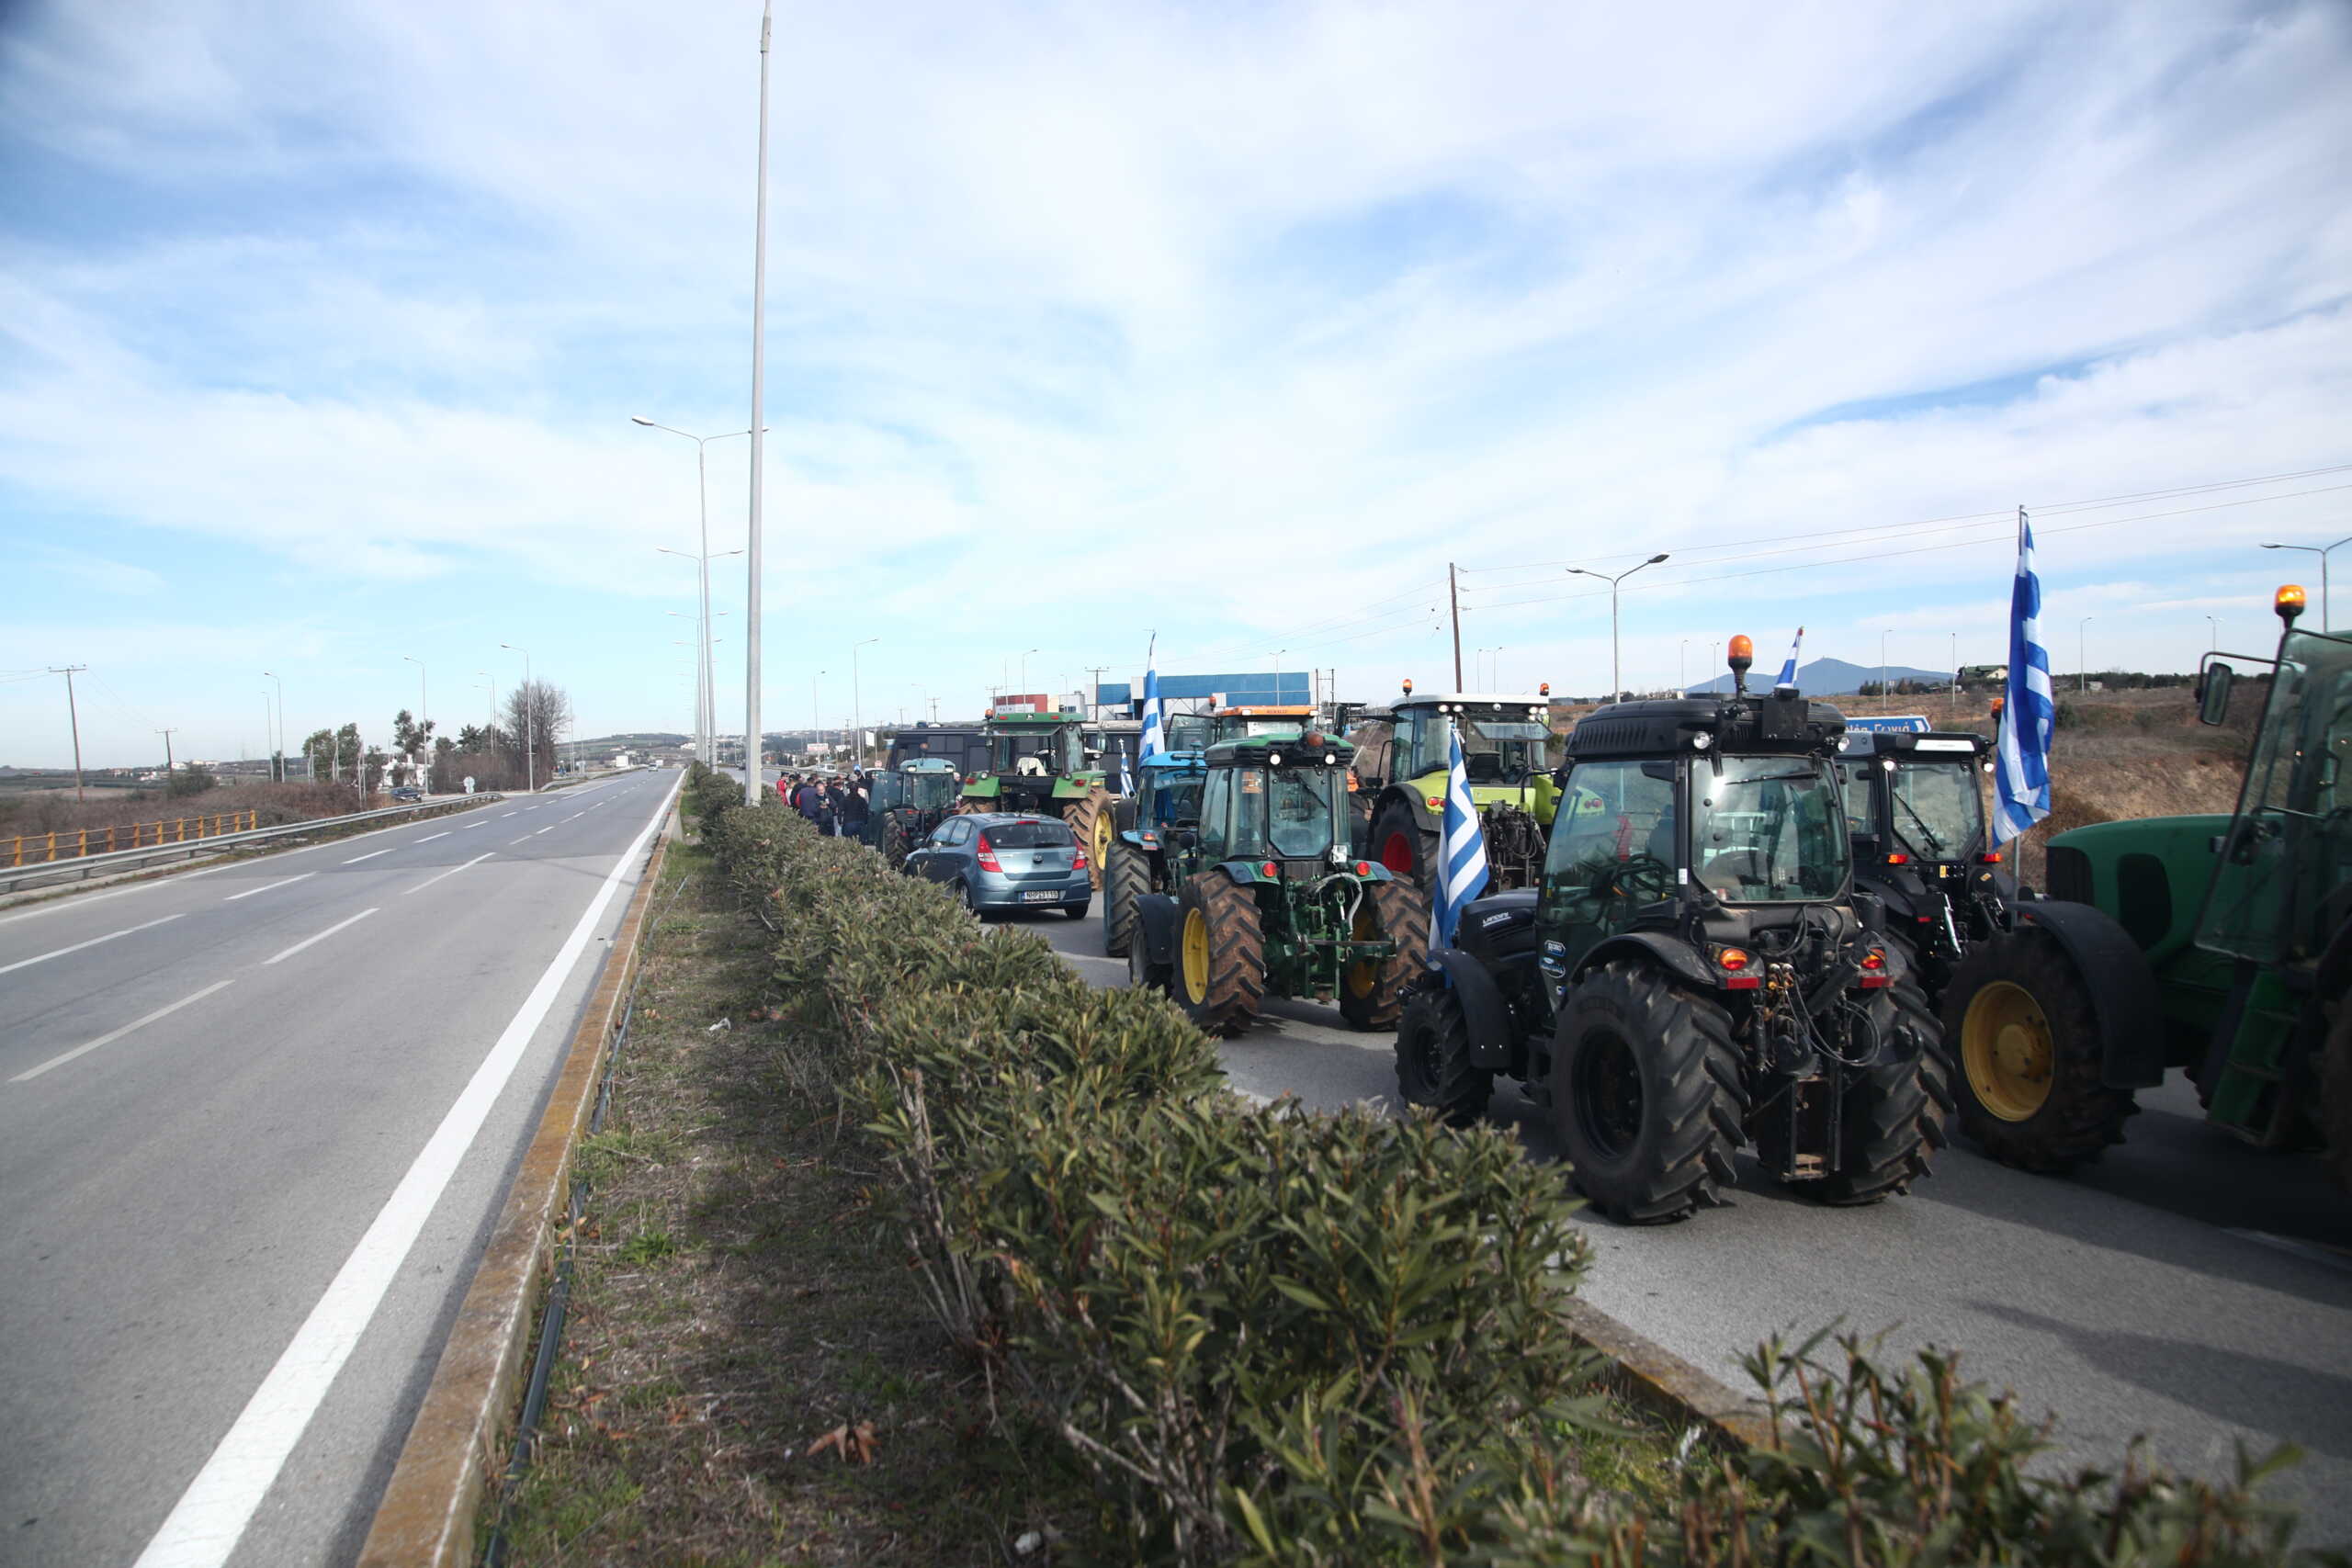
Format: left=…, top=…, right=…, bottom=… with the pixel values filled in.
left=1021, top=889, right=1060, bottom=903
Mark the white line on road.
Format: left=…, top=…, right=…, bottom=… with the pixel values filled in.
left=130, top=776, right=678, bottom=1568
left=535, top=826, right=556, bottom=836
left=509, top=835, right=534, bottom=845
left=413, top=830, right=451, bottom=844
left=402, top=852, right=494, bottom=897
left=501, top=811, right=517, bottom=818
left=263, top=908, right=379, bottom=966
left=10, top=979, right=237, bottom=1084
left=0, top=912, right=187, bottom=976
left=460, top=821, right=486, bottom=830
left=344, top=846, right=397, bottom=864
left=223, top=872, right=319, bottom=901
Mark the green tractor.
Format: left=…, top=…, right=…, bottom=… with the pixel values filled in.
left=1394, top=639, right=1948, bottom=1224
left=1100, top=747, right=1208, bottom=959
left=1837, top=728, right=2016, bottom=1010
left=1129, top=728, right=1430, bottom=1034
left=960, top=709, right=1116, bottom=883
left=861, top=757, right=964, bottom=870
left=1349, top=682, right=1562, bottom=895
left=1945, top=583, right=2352, bottom=1186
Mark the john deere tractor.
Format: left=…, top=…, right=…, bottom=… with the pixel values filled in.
left=960, top=709, right=1115, bottom=884
left=1394, top=638, right=1948, bottom=1224
left=1351, top=683, right=1561, bottom=895
left=1100, top=747, right=1208, bottom=958
left=1129, top=728, right=1430, bottom=1034
left=862, top=756, right=963, bottom=870
left=1944, top=584, right=2352, bottom=1187
left=1837, top=728, right=2016, bottom=1010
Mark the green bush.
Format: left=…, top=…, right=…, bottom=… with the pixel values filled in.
left=692, top=800, right=2321, bottom=1567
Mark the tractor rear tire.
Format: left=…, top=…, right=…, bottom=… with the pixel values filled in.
left=1394, top=987, right=1491, bottom=1126
left=1062, top=787, right=1112, bottom=890
left=1371, top=800, right=1439, bottom=895
left=1174, top=871, right=1264, bottom=1037
left=2323, top=999, right=2352, bottom=1192
left=1102, top=838, right=1151, bottom=958
left=1813, top=943, right=1951, bottom=1205
left=877, top=812, right=914, bottom=872
left=1942, top=929, right=2136, bottom=1172
left=1552, top=961, right=1743, bottom=1224
left=1339, top=879, right=1430, bottom=1031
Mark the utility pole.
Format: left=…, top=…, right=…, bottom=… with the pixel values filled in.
left=742, top=0, right=774, bottom=806
left=157, top=728, right=175, bottom=776
left=1085, top=666, right=1108, bottom=720
left=51, top=666, right=86, bottom=800
left=1448, top=562, right=1464, bottom=689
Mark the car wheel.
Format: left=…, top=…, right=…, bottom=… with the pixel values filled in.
left=954, top=879, right=977, bottom=915
left=1063, top=899, right=1091, bottom=921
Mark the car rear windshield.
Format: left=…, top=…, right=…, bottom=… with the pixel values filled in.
left=981, top=821, right=1073, bottom=849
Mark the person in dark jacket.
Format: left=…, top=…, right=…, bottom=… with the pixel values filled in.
left=836, top=774, right=869, bottom=840
left=795, top=779, right=827, bottom=829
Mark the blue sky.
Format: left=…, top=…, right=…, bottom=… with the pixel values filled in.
left=3, top=0, right=2348, bottom=766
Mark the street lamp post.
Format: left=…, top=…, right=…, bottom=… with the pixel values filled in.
left=1880, top=630, right=1890, bottom=704
left=851, top=637, right=878, bottom=768
left=401, top=655, right=429, bottom=789
left=1018, top=648, right=1039, bottom=694
left=634, top=419, right=758, bottom=761
left=1679, top=638, right=1690, bottom=695
left=2260, top=536, right=2352, bottom=631
left=2077, top=616, right=2094, bottom=694
left=2206, top=615, right=2222, bottom=653
left=741, top=0, right=775, bottom=806
left=502, top=643, right=533, bottom=792
left=261, top=671, right=284, bottom=781
left=1567, top=553, right=1670, bottom=702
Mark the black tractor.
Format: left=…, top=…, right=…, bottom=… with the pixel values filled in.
left=861, top=757, right=964, bottom=870
left=1394, top=637, right=1950, bottom=1224
left=1835, top=728, right=2017, bottom=1010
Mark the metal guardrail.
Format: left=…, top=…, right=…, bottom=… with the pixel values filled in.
left=0, top=795, right=505, bottom=897
left=6, top=810, right=264, bottom=868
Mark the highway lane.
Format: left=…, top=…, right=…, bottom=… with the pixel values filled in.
left=1026, top=908, right=2352, bottom=1544
left=0, top=770, right=677, bottom=1568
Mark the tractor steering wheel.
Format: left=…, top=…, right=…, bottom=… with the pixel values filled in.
left=1608, top=853, right=1675, bottom=903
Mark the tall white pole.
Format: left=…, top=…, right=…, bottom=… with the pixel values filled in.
left=743, top=0, right=773, bottom=806
left=695, top=438, right=714, bottom=761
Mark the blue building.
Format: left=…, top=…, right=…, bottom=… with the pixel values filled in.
left=1095, top=671, right=1312, bottom=709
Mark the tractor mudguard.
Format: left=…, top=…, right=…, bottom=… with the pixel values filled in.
left=1384, top=784, right=1441, bottom=832
left=2011, top=900, right=2168, bottom=1089
left=1114, top=798, right=1138, bottom=833
left=1423, top=948, right=1517, bottom=1070
left=1574, top=931, right=1718, bottom=994
left=1137, top=893, right=1181, bottom=968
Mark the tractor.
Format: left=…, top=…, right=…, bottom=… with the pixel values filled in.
left=1837, top=728, right=2016, bottom=1010
left=959, top=709, right=1115, bottom=884
left=1129, top=728, right=1430, bottom=1034
left=1393, top=637, right=1948, bottom=1224
left=1944, top=584, right=2352, bottom=1187
left=1350, top=683, right=1561, bottom=896
left=1100, top=747, right=1209, bottom=958
left=861, top=756, right=964, bottom=870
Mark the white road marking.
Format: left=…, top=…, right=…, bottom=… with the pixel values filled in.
left=460, top=821, right=486, bottom=830
left=224, top=873, right=319, bottom=901
left=501, top=811, right=517, bottom=818
left=402, top=853, right=494, bottom=896
left=0, top=912, right=187, bottom=976
left=535, top=826, right=555, bottom=836
left=10, top=979, right=237, bottom=1084
left=413, top=831, right=451, bottom=844
left=342, top=848, right=396, bottom=864
left=130, top=777, right=678, bottom=1568
left=263, top=908, right=379, bottom=966
left=510, top=835, right=534, bottom=845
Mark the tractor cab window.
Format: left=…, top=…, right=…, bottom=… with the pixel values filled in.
left=1539, top=760, right=1679, bottom=975
left=1397, top=706, right=1553, bottom=783
left=1693, top=755, right=1848, bottom=902
left=907, top=770, right=960, bottom=811
left=1835, top=760, right=1876, bottom=837
left=1198, top=769, right=1236, bottom=861
left=1164, top=714, right=1214, bottom=752
left=1156, top=776, right=1204, bottom=827
left=1887, top=762, right=1985, bottom=863
left=869, top=772, right=908, bottom=811
left=1226, top=767, right=1341, bottom=859
left=2200, top=631, right=2352, bottom=963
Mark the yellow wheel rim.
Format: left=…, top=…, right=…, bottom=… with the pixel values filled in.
left=1182, top=908, right=1212, bottom=1002
left=1344, top=899, right=1381, bottom=998
left=1962, top=979, right=2055, bottom=1122
left=1091, top=806, right=1114, bottom=869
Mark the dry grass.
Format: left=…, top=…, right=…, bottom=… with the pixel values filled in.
left=490, top=842, right=1108, bottom=1567
left=0, top=779, right=368, bottom=840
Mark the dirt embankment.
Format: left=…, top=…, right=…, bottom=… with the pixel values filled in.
left=0, top=780, right=368, bottom=841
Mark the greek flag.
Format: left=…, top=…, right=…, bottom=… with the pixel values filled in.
left=1138, top=637, right=1166, bottom=761
left=1775, top=626, right=1804, bottom=691
left=1435, top=721, right=1491, bottom=947
left=1994, top=508, right=2053, bottom=844
left=1111, top=739, right=1132, bottom=795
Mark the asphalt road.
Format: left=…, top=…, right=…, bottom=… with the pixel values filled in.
left=0, top=768, right=680, bottom=1568
left=1025, top=907, right=2352, bottom=1545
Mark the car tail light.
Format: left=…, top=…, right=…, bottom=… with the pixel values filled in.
left=1072, top=848, right=1089, bottom=870
left=975, top=835, right=1003, bottom=873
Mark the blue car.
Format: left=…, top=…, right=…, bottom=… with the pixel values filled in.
left=901, top=812, right=1091, bottom=919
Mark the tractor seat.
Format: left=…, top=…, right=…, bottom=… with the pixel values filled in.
left=1456, top=888, right=1540, bottom=963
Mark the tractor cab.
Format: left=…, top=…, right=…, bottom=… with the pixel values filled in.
left=1354, top=683, right=1563, bottom=893
left=1130, top=728, right=1429, bottom=1035
left=1210, top=704, right=1322, bottom=738
left=862, top=757, right=963, bottom=868
left=962, top=709, right=1115, bottom=884
left=1836, top=728, right=2009, bottom=1005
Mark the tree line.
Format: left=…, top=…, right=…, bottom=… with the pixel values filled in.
left=297, top=680, right=572, bottom=794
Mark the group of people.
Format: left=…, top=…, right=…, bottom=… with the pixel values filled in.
left=775, top=770, right=871, bottom=838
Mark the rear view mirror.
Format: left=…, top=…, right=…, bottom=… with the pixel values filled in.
left=2199, top=662, right=2234, bottom=727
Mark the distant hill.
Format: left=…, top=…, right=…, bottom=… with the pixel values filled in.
left=1684, top=657, right=1946, bottom=696
left=576, top=732, right=687, bottom=749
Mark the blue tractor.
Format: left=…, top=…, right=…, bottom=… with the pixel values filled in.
left=1101, top=748, right=1209, bottom=958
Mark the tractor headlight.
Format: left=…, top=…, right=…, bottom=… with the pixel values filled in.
left=1267, top=751, right=1283, bottom=766
left=1691, top=733, right=1712, bottom=750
